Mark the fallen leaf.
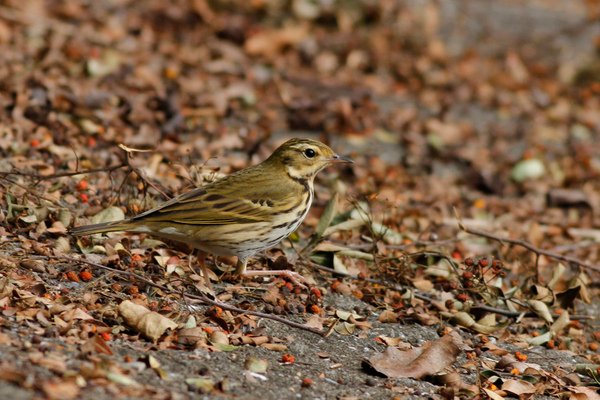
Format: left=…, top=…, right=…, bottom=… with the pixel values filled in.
left=261, top=343, right=287, bottom=352
left=511, top=159, right=545, bottom=182
left=91, top=206, right=125, bottom=225
left=304, top=314, right=324, bottom=330
left=186, top=377, right=215, bottom=394
left=527, top=300, right=553, bottom=323
left=483, top=388, right=505, bottom=400
left=501, top=379, right=536, bottom=396
left=378, top=309, right=398, bottom=323
left=41, top=379, right=80, bottom=400
left=106, top=371, right=140, bottom=386
left=315, top=191, right=338, bottom=238
left=245, top=25, right=308, bottom=57
left=363, top=332, right=462, bottom=378
left=245, top=357, right=268, bottom=373
left=567, top=386, right=600, bottom=400
left=118, top=300, right=177, bottom=341
left=81, top=334, right=113, bottom=355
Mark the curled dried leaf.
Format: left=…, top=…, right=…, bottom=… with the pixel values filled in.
left=118, top=300, right=177, bottom=341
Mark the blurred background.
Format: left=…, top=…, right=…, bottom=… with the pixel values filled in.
left=0, top=0, right=598, bottom=243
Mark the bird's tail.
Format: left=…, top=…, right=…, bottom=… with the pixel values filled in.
left=70, top=220, right=134, bottom=236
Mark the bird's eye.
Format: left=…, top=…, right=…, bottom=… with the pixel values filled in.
left=304, top=148, right=316, bottom=158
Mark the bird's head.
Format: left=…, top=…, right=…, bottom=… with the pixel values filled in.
left=268, top=138, right=353, bottom=180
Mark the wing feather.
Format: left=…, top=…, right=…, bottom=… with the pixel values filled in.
left=130, top=169, right=302, bottom=226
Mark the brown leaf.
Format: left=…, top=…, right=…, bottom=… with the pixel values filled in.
left=118, top=300, right=177, bottom=341
left=304, top=314, right=324, bottom=330
left=363, top=332, right=462, bottom=378
left=260, top=343, right=287, bottom=352
left=29, top=352, right=67, bottom=374
left=177, top=327, right=207, bottom=347
left=567, top=386, right=600, bottom=400
left=81, top=334, right=113, bottom=355
left=378, top=309, right=398, bottom=323
left=41, top=379, right=80, bottom=400
left=501, top=379, right=536, bottom=396
left=527, top=299, right=553, bottom=323
left=245, top=25, right=308, bottom=57
left=0, top=364, right=27, bottom=384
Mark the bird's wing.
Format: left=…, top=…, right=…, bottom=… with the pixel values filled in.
left=130, top=185, right=290, bottom=226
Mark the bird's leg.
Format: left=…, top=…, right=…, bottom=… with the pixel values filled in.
left=190, top=250, right=212, bottom=289
left=238, top=258, right=307, bottom=288
left=198, top=252, right=212, bottom=289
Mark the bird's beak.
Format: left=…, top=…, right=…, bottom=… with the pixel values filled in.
left=329, top=154, right=354, bottom=164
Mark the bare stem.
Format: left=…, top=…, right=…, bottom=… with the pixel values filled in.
left=457, top=222, right=600, bottom=274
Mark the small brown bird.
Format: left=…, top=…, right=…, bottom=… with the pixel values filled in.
left=71, top=138, right=352, bottom=285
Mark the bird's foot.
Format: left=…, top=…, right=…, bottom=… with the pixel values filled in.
left=241, top=269, right=308, bottom=289
left=189, top=252, right=213, bottom=290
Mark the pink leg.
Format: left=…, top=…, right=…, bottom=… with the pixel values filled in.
left=194, top=251, right=212, bottom=289
left=241, top=269, right=308, bottom=288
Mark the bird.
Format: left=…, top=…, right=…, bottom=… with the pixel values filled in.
left=71, top=138, right=352, bottom=287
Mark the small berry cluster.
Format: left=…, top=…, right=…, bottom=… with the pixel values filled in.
left=453, top=257, right=507, bottom=302
left=305, top=287, right=324, bottom=315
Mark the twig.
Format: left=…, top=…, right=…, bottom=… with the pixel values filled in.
left=55, top=255, right=325, bottom=336
left=0, top=163, right=128, bottom=181
left=329, top=238, right=460, bottom=251
left=457, top=221, right=600, bottom=273
left=118, top=147, right=171, bottom=200
left=0, top=175, right=67, bottom=208
left=469, top=303, right=593, bottom=321
left=128, top=165, right=170, bottom=200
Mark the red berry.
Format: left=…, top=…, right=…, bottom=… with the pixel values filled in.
left=301, top=378, right=313, bottom=388
left=79, top=270, right=93, bottom=281
left=76, top=180, right=89, bottom=191
left=281, top=354, right=295, bottom=363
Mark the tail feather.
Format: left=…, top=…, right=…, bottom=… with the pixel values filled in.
left=70, top=220, right=134, bottom=236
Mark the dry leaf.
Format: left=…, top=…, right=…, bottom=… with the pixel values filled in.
left=41, top=379, right=80, bottom=400
left=91, top=206, right=125, bottom=225
left=527, top=300, right=553, bottom=323
left=501, top=379, right=536, bottom=396
left=118, top=300, right=177, bottom=341
left=81, top=334, right=113, bottom=355
left=567, top=386, right=600, bottom=400
left=363, top=332, right=462, bottom=378
left=245, top=357, right=269, bottom=373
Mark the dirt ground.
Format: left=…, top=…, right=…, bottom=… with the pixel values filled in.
left=1, top=291, right=594, bottom=400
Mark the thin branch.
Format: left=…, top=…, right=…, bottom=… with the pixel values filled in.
left=128, top=164, right=171, bottom=200
left=457, top=221, right=600, bottom=273
left=0, top=175, right=68, bottom=208
left=55, top=255, right=325, bottom=336
left=0, top=163, right=128, bottom=181
left=1, top=147, right=170, bottom=201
